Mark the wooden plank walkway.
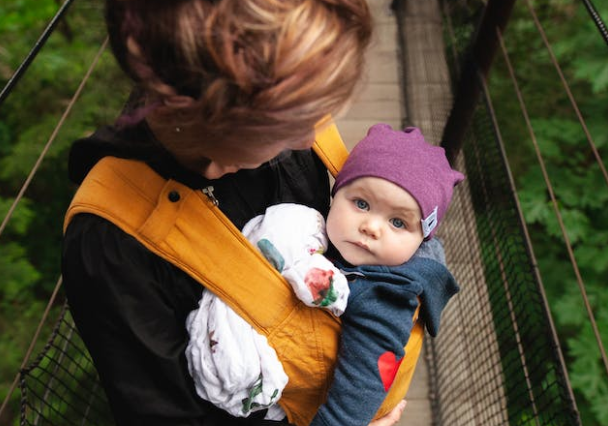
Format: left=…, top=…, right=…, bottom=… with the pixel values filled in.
left=335, top=0, right=404, bottom=146
left=334, top=1, right=452, bottom=424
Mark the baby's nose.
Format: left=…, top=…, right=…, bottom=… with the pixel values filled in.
left=360, top=218, right=381, bottom=238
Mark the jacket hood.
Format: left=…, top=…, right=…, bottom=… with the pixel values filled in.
left=68, top=123, right=210, bottom=189
left=69, top=124, right=154, bottom=184
left=338, top=239, right=460, bottom=337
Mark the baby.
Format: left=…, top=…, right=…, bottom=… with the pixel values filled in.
left=186, top=124, right=463, bottom=425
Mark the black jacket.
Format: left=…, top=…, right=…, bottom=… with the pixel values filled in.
left=62, top=122, right=330, bottom=426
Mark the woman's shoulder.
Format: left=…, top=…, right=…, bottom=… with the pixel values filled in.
left=62, top=213, right=203, bottom=310
left=62, top=213, right=154, bottom=269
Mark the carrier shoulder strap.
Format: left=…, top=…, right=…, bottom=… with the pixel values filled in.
left=63, top=121, right=347, bottom=333
left=312, top=119, right=349, bottom=177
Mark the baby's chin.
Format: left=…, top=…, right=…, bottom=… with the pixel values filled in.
left=343, top=252, right=414, bottom=268
left=340, top=251, right=381, bottom=267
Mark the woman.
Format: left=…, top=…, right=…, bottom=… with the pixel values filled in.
left=62, top=0, right=405, bottom=425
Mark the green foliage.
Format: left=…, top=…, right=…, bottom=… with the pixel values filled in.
left=0, top=1, right=130, bottom=424
left=488, top=0, right=608, bottom=424
left=0, top=198, right=40, bottom=302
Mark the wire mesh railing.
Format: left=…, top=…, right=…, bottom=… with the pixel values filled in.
left=430, top=83, right=581, bottom=425
left=19, top=302, right=113, bottom=426
left=432, top=0, right=607, bottom=424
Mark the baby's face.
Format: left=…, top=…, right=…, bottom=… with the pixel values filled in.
left=326, top=177, right=424, bottom=266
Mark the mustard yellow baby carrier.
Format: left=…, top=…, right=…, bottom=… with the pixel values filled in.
left=63, top=122, right=424, bottom=426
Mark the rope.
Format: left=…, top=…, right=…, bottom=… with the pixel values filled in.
left=0, top=276, right=63, bottom=421
left=0, top=37, right=109, bottom=241
left=523, top=0, right=608, bottom=188
left=0, top=0, right=76, bottom=107
left=496, top=27, right=608, bottom=381
left=580, top=0, right=608, bottom=46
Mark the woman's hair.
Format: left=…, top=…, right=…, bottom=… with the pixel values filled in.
left=106, top=0, right=372, bottom=158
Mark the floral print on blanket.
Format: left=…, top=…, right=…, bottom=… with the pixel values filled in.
left=244, top=205, right=350, bottom=317
left=241, top=374, right=280, bottom=415
left=257, top=239, right=286, bottom=272
left=305, top=268, right=338, bottom=307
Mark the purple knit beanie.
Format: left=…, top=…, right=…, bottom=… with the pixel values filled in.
left=333, top=124, right=465, bottom=239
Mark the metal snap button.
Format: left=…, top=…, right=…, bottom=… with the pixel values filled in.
left=168, top=190, right=181, bottom=202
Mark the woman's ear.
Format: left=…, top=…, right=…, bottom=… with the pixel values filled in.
left=146, top=95, right=195, bottom=122
left=162, top=95, right=196, bottom=109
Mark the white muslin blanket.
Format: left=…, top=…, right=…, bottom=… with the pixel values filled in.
left=185, top=203, right=349, bottom=418
left=185, top=289, right=288, bottom=419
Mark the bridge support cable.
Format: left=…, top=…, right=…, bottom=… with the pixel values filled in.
left=0, top=0, right=76, bottom=107
left=579, top=0, right=608, bottom=46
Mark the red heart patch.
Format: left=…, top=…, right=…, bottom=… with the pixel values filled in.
left=378, top=351, right=403, bottom=392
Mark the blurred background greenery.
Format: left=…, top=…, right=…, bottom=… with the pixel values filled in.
left=0, top=1, right=130, bottom=424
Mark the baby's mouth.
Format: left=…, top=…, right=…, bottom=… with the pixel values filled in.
left=353, top=241, right=369, bottom=251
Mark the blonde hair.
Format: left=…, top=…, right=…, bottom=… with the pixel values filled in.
left=107, top=0, right=371, bottom=161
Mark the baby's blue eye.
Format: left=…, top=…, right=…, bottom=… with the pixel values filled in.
left=391, top=218, right=405, bottom=229
left=355, top=199, right=369, bottom=210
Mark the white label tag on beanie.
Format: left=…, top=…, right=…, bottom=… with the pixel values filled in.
left=421, top=206, right=438, bottom=238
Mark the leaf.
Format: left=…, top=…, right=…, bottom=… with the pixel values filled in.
left=0, top=242, right=41, bottom=303
left=572, top=55, right=608, bottom=94
left=542, top=207, right=590, bottom=244
left=576, top=232, right=608, bottom=273
left=0, top=197, right=35, bottom=236
left=567, top=322, right=608, bottom=425
left=553, top=282, right=594, bottom=328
